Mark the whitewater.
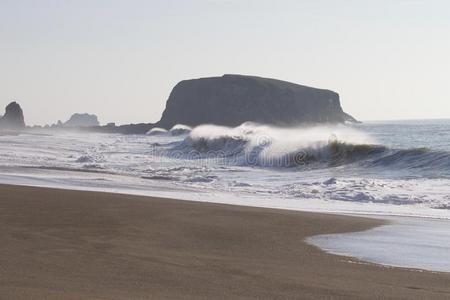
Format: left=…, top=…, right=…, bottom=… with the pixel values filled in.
left=1, top=119, right=450, bottom=272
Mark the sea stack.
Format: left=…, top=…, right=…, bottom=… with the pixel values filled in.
left=64, top=113, right=100, bottom=127
left=0, top=101, right=26, bottom=130
left=156, top=74, right=357, bottom=129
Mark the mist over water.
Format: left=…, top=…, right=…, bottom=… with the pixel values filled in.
left=167, top=122, right=450, bottom=179
left=176, top=123, right=375, bottom=167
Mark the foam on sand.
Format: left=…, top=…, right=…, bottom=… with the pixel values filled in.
left=308, top=216, right=450, bottom=273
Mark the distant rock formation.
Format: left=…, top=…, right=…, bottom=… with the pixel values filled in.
left=0, top=102, right=26, bottom=129
left=156, top=74, right=357, bottom=129
left=51, top=120, right=63, bottom=129
left=87, top=123, right=153, bottom=135
left=64, top=113, right=100, bottom=127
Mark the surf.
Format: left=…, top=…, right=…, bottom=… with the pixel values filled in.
left=166, top=123, right=450, bottom=176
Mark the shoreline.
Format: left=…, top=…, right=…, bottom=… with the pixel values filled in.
left=308, top=215, right=450, bottom=274
left=1, top=184, right=449, bottom=299
left=2, top=180, right=450, bottom=273
left=3, top=180, right=450, bottom=273
left=2, top=170, right=450, bottom=220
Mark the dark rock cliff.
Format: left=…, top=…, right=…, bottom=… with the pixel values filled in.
left=156, top=74, right=356, bottom=129
left=0, top=102, right=26, bottom=129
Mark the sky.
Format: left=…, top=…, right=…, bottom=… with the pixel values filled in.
left=1, top=0, right=450, bottom=126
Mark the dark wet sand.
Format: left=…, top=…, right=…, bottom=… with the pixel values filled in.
left=0, top=184, right=449, bottom=299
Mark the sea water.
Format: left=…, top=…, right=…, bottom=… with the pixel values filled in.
left=0, top=119, right=449, bottom=272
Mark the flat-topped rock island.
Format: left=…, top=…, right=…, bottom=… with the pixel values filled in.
left=156, top=74, right=357, bottom=129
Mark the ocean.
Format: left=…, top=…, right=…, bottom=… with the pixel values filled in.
left=1, top=119, right=450, bottom=272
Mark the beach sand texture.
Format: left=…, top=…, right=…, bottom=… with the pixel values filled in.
left=0, top=184, right=449, bottom=299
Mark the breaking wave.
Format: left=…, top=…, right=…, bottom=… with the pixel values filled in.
left=146, top=124, right=192, bottom=136
left=168, top=123, right=450, bottom=174
left=169, top=124, right=192, bottom=136
left=146, top=127, right=168, bottom=136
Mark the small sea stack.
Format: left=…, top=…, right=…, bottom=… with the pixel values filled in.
left=0, top=101, right=26, bottom=130
left=64, top=113, right=100, bottom=127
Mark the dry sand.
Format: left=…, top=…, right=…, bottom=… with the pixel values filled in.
left=0, top=184, right=449, bottom=299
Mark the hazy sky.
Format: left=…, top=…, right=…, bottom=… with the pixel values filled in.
left=1, top=0, right=449, bottom=125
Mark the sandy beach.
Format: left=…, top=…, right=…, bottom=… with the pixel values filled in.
left=0, top=184, right=449, bottom=299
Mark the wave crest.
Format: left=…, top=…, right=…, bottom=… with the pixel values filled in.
left=167, top=123, right=450, bottom=173
left=170, top=123, right=379, bottom=167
